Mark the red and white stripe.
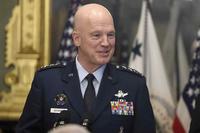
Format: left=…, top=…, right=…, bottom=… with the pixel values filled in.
left=173, top=97, right=191, bottom=133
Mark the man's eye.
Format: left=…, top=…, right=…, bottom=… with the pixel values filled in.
left=93, top=34, right=100, bottom=37
left=108, top=33, right=115, bottom=38
left=92, top=34, right=100, bottom=39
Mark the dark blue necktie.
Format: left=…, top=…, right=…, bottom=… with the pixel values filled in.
left=84, top=74, right=96, bottom=112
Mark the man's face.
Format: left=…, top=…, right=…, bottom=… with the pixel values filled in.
left=75, top=13, right=115, bottom=69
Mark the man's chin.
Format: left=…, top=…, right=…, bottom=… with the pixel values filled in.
left=96, top=58, right=110, bottom=65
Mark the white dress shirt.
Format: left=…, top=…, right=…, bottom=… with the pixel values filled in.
left=75, top=56, right=106, bottom=97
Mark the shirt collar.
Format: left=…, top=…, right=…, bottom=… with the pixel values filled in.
left=75, top=56, right=106, bottom=83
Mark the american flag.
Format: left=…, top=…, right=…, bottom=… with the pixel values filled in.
left=173, top=29, right=200, bottom=133
left=56, top=0, right=83, bottom=65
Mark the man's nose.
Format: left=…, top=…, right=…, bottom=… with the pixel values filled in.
left=101, top=35, right=109, bottom=46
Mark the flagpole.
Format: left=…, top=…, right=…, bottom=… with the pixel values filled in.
left=143, top=0, right=148, bottom=77
left=113, top=0, right=121, bottom=64
left=144, top=0, right=152, bottom=84
left=175, top=21, right=180, bottom=101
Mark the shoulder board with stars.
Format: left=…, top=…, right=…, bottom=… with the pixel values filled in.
left=38, top=63, right=66, bottom=72
left=115, top=65, right=144, bottom=78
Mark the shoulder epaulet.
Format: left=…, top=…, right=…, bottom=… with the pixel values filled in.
left=115, top=65, right=144, bottom=78
left=38, top=63, right=66, bottom=72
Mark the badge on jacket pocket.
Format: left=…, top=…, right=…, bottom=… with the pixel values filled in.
left=54, top=93, right=67, bottom=106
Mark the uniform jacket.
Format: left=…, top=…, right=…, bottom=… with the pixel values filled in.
left=16, top=61, right=156, bottom=133
left=189, top=95, right=200, bottom=133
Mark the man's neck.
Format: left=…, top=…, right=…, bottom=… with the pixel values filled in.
left=76, top=56, right=103, bottom=73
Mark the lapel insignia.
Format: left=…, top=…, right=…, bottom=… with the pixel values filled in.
left=54, top=93, right=67, bottom=106
left=115, top=90, right=128, bottom=98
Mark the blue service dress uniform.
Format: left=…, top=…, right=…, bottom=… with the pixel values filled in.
left=189, top=95, right=200, bottom=133
left=16, top=61, right=156, bottom=133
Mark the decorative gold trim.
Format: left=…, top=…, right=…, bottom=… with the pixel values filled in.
left=0, top=0, right=51, bottom=120
left=44, top=0, right=51, bottom=65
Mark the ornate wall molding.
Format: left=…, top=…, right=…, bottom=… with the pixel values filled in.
left=0, top=0, right=51, bottom=120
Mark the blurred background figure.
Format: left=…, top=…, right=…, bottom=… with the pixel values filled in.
left=49, top=124, right=90, bottom=133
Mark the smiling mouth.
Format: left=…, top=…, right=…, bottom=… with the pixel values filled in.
left=98, top=51, right=110, bottom=56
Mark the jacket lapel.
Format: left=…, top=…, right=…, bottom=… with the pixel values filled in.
left=93, top=64, right=118, bottom=121
left=61, top=61, right=85, bottom=118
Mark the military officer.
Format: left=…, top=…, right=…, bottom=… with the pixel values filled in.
left=16, top=3, right=155, bottom=133
left=189, top=95, right=200, bottom=133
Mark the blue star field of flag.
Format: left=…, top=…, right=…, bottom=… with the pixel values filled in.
left=56, top=0, right=83, bottom=65
left=182, top=29, right=200, bottom=116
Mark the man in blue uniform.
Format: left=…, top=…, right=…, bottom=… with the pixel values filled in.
left=16, top=3, right=155, bottom=133
left=189, top=95, right=200, bottom=133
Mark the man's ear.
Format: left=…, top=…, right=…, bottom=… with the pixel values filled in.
left=72, top=31, right=80, bottom=47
